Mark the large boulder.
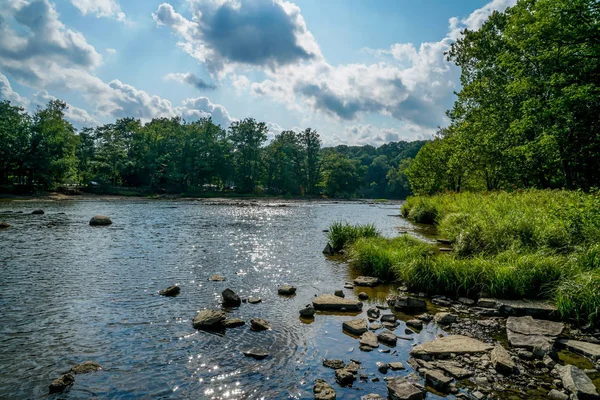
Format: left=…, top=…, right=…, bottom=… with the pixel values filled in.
left=353, top=276, right=380, bottom=287
left=387, top=377, right=424, bottom=400
left=313, top=294, right=362, bottom=311
left=193, top=310, right=226, bottom=329
left=560, top=364, right=600, bottom=400
left=49, top=373, right=74, bottom=393
left=342, top=319, right=368, bottom=336
left=89, top=215, right=111, bottom=226
left=314, top=379, right=336, bottom=400
left=159, top=285, right=180, bottom=297
left=222, top=288, right=242, bottom=307
left=411, top=335, right=493, bottom=358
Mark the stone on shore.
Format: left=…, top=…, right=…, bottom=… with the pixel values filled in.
left=359, top=331, right=379, bottom=349
left=159, top=285, right=180, bottom=297
left=49, top=373, right=75, bottom=393
left=557, top=339, right=600, bottom=361
left=68, top=361, right=102, bottom=374
left=89, top=215, right=111, bottom=225
left=300, top=305, right=316, bottom=318
left=411, top=335, right=493, bottom=358
left=434, top=312, right=457, bottom=325
left=353, top=276, right=380, bottom=287
left=209, top=274, right=226, bottom=281
left=506, top=316, right=563, bottom=350
left=387, top=295, right=427, bottom=312
left=243, top=348, right=269, bottom=360
left=377, top=329, right=398, bottom=346
left=343, top=319, right=368, bottom=336
left=479, top=298, right=557, bottom=318
left=222, top=288, right=242, bottom=307
left=491, top=344, right=515, bottom=374
left=424, top=368, right=452, bottom=391
left=278, top=284, right=297, bottom=295
left=250, top=318, right=270, bottom=331
left=434, top=361, right=472, bottom=379
left=457, top=297, right=475, bottom=306
left=548, top=389, right=569, bottom=400
left=313, top=294, right=363, bottom=311
left=32, top=209, right=45, bottom=215
left=193, top=310, right=227, bottom=329
left=223, top=318, right=245, bottom=328
left=314, top=379, right=336, bottom=400
left=387, top=377, right=424, bottom=400
left=560, top=364, right=600, bottom=400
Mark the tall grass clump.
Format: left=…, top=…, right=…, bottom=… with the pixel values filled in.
left=556, top=271, right=600, bottom=326
left=326, top=221, right=380, bottom=252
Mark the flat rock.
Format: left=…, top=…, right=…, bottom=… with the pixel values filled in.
left=343, top=319, right=368, bottom=336
left=411, top=335, right=493, bottom=358
left=323, top=359, right=345, bottom=369
left=360, top=331, right=379, bottom=348
left=458, top=297, right=475, bottom=306
left=389, top=362, right=405, bottom=371
left=243, top=348, right=269, bottom=360
left=506, top=316, right=564, bottom=336
left=314, top=379, right=336, bottom=400
left=495, top=299, right=558, bottom=318
left=377, top=329, right=398, bottom=346
left=369, top=323, right=382, bottom=331
left=68, top=361, right=102, bottom=374
left=560, top=364, right=600, bottom=399
left=209, top=274, right=226, bottom=281
left=250, top=318, right=270, bottom=331
left=193, top=310, right=226, bottom=329
left=89, top=215, right=111, bottom=225
left=507, top=330, right=553, bottom=350
left=434, top=361, right=472, bottom=379
left=223, top=318, right=245, bottom=328
left=278, top=284, right=297, bottom=295
left=477, top=298, right=498, bottom=308
left=313, top=294, right=362, bottom=311
left=406, top=319, right=423, bottom=330
left=557, top=339, right=600, bottom=361
left=159, top=285, right=180, bottom=296
left=49, top=373, right=74, bottom=393
left=354, top=276, right=380, bottom=287
left=361, top=394, right=383, bottom=400
left=387, top=377, right=424, bottom=400
left=491, top=344, right=515, bottom=374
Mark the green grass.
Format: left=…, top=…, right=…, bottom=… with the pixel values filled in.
left=326, top=221, right=380, bottom=252
left=350, top=189, right=600, bottom=326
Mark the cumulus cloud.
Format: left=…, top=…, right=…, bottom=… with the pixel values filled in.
left=177, top=96, right=234, bottom=127
left=70, top=0, right=126, bottom=22
left=0, top=72, right=30, bottom=107
left=164, top=72, right=217, bottom=90
left=33, top=90, right=99, bottom=126
left=153, top=0, right=322, bottom=75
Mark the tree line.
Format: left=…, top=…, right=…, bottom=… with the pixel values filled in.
left=0, top=99, right=425, bottom=198
left=406, top=0, right=600, bottom=194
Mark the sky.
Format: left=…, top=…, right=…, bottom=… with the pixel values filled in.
left=0, top=0, right=516, bottom=146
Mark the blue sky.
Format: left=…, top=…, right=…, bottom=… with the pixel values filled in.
left=0, top=0, right=516, bottom=146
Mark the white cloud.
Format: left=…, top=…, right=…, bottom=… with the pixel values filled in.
left=177, top=96, right=234, bottom=127
left=70, top=0, right=126, bottom=22
left=0, top=72, right=30, bottom=108
left=105, top=48, right=117, bottom=55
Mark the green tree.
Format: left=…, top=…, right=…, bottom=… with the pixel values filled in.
left=229, top=118, right=267, bottom=192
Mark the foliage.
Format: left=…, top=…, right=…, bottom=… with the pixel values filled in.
left=326, top=221, right=380, bottom=252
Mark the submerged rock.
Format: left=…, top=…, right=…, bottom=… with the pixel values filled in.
left=278, top=284, right=297, bottom=295
left=353, top=276, right=380, bottom=287
left=193, top=310, right=226, bottom=329
left=314, top=379, right=336, bottom=400
left=49, top=373, right=74, bottom=393
left=208, top=274, right=226, bottom=281
left=313, top=294, right=362, bottom=311
left=411, top=335, right=493, bottom=358
left=89, top=215, right=111, bottom=226
left=159, top=285, right=180, bottom=297
left=342, top=319, right=368, bottom=336
left=243, top=348, right=269, bottom=360
left=222, top=288, right=242, bottom=307
left=68, top=361, right=102, bottom=374
left=250, top=318, right=271, bottom=331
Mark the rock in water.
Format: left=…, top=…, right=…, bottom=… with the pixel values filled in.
left=361, top=395, right=383, bottom=400
left=49, top=373, right=75, bottom=393
left=89, top=215, right=111, bottom=226
left=359, top=331, right=379, bottom=349
left=335, top=368, right=356, bottom=386
left=243, top=348, right=269, bottom=360
left=159, top=285, right=180, bottom=297
left=250, top=318, right=270, bottom=331
left=278, top=284, right=297, bottom=295
left=248, top=297, right=262, bottom=304
left=300, top=305, right=316, bottom=318
left=560, top=364, right=600, bottom=400
left=323, top=359, right=345, bottom=369
left=68, top=361, right=102, bottom=374
left=313, top=294, right=362, bottom=311
left=377, top=329, right=398, bottom=346
left=342, top=319, right=368, bottom=336
left=208, top=274, right=226, bottom=281
left=387, top=377, right=424, bottom=400
left=314, top=379, right=336, bottom=400
left=223, top=318, right=245, bottom=328
left=323, top=242, right=334, bottom=256
left=222, top=288, right=242, bottom=306
left=192, top=310, right=227, bottom=329
left=334, top=290, right=345, bottom=298
left=353, top=276, right=380, bottom=287
left=0, top=221, right=10, bottom=228
left=491, top=344, right=515, bottom=374
left=32, top=209, right=44, bottom=215
left=358, top=292, right=369, bottom=300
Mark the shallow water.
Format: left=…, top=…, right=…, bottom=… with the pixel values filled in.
left=0, top=200, right=449, bottom=399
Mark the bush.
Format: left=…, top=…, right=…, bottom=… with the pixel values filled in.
left=326, top=221, right=380, bottom=252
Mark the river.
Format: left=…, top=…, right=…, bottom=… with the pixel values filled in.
left=0, top=199, right=446, bottom=399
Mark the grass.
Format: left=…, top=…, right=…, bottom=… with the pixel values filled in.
left=326, top=221, right=380, bottom=252
left=344, top=189, right=600, bottom=326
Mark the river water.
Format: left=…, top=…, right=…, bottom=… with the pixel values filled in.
left=0, top=199, right=446, bottom=399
